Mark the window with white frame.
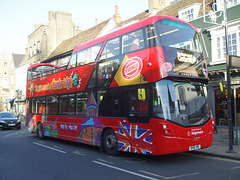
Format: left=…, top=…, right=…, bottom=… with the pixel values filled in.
left=216, top=0, right=240, bottom=11
left=228, top=33, right=237, bottom=55
left=222, top=33, right=237, bottom=56
left=217, top=37, right=221, bottom=59
left=182, top=9, right=193, bottom=22
left=212, top=31, right=240, bottom=64
left=227, top=0, right=239, bottom=7
left=178, top=3, right=201, bottom=22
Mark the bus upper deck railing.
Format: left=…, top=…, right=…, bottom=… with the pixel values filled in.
left=29, top=65, right=68, bottom=80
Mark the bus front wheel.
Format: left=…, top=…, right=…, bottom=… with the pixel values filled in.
left=37, top=123, right=45, bottom=140
left=103, top=129, right=118, bottom=155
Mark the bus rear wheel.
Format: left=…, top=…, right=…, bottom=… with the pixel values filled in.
left=103, top=129, right=118, bottom=155
left=37, top=123, right=45, bottom=140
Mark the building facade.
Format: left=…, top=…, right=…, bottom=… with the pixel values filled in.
left=0, top=53, right=24, bottom=113
left=0, top=53, right=11, bottom=111
left=11, top=11, right=82, bottom=115
left=189, top=1, right=240, bottom=126
left=26, top=11, right=81, bottom=65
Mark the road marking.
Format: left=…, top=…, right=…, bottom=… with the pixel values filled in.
left=231, top=166, right=240, bottom=169
left=53, top=145, right=64, bottom=150
left=33, top=142, right=66, bottom=154
left=93, top=161, right=159, bottom=180
left=97, top=159, right=113, bottom=164
left=140, top=170, right=200, bottom=179
left=184, top=152, right=240, bottom=164
left=73, top=150, right=86, bottom=156
left=139, top=170, right=166, bottom=179
left=166, top=172, right=200, bottom=179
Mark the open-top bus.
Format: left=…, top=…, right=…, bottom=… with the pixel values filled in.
left=26, top=16, right=215, bottom=155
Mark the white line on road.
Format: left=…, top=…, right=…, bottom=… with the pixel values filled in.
left=97, top=159, right=114, bottom=164
left=93, top=160, right=159, bottom=180
left=184, top=152, right=240, bottom=164
left=140, top=170, right=200, bottom=179
left=231, top=166, right=240, bottom=169
left=73, top=150, right=86, bottom=156
left=33, top=142, right=66, bottom=154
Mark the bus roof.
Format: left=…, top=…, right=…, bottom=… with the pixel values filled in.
left=72, top=15, right=198, bottom=53
left=27, top=63, right=59, bottom=71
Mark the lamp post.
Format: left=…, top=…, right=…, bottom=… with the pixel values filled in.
left=224, top=0, right=236, bottom=153
left=16, top=89, right=22, bottom=116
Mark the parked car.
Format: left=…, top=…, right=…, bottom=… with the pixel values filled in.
left=0, top=112, right=21, bottom=130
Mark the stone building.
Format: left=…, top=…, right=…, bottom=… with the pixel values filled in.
left=0, top=53, right=24, bottom=112
left=11, top=11, right=81, bottom=114
left=26, top=11, right=81, bottom=65
left=0, top=53, right=12, bottom=111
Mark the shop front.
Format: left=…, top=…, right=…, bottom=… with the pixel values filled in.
left=214, top=80, right=240, bottom=127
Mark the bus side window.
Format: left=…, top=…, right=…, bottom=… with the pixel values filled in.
left=122, top=29, right=144, bottom=54
left=32, top=99, right=36, bottom=114
left=98, top=88, right=127, bottom=117
left=129, top=87, right=150, bottom=123
left=76, top=92, right=88, bottom=116
left=67, top=53, right=77, bottom=69
left=60, top=94, right=76, bottom=115
left=36, top=97, right=46, bottom=114
left=76, top=43, right=103, bottom=66
left=47, top=95, right=59, bottom=115
left=99, top=37, right=120, bottom=61
left=27, top=70, right=33, bottom=81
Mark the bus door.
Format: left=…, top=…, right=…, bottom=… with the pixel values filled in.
left=128, top=86, right=151, bottom=123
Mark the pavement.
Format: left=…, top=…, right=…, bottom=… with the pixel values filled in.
left=196, top=128, right=240, bottom=160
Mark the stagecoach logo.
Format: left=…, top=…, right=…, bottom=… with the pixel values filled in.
left=187, top=128, right=204, bottom=136
left=161, top=62, right=172, bottom=72
left=121, top=57, right=143, bottom=80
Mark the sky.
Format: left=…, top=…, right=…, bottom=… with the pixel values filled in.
left=0, top=0, right=148, bottom=54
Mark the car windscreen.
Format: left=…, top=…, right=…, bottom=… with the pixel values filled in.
left=0, top=113, right=15, bottom=118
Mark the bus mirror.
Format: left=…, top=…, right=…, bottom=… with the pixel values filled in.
left=138, top=88, right=146, bottom=100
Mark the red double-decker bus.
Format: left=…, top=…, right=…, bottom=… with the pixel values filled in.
left=25, top=16, right=214, bottom=155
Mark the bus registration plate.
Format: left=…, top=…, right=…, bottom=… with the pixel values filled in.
left=189, top=145, right=201, bottom=151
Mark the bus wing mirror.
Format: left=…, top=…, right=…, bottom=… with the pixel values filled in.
left=138, top=88, right=146, bottom=100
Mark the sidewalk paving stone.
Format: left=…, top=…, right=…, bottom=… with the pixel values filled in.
left=196, top=128, right=240, bottom=160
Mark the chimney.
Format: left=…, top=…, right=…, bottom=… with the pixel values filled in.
left=113, top=4, right=121, bottom=24
left=95, top=18, right=98, bottom=26
left=115, top=4, right=119, bottom=14
left=148, top=0, right=170, bottom=13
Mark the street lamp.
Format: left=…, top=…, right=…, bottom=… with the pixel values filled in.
left=203, top=0, right=236, bottom=153
left=223, top=0, right=236, bottom=153
left=16, top=89, right=22, bottom=117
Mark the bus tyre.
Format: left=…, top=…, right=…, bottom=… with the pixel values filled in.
left=37, top=123, right=45, bottom=140
left=103, top=129, right=118, bottom=155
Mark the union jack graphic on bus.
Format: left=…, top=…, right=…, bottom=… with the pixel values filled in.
left=116, top=122, right=152, bottom=155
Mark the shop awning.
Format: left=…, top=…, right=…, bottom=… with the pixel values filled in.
left=0, top=98, right=16, bottom=104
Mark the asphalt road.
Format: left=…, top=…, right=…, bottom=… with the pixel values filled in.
left=1, top=126, right=240, bottom=180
